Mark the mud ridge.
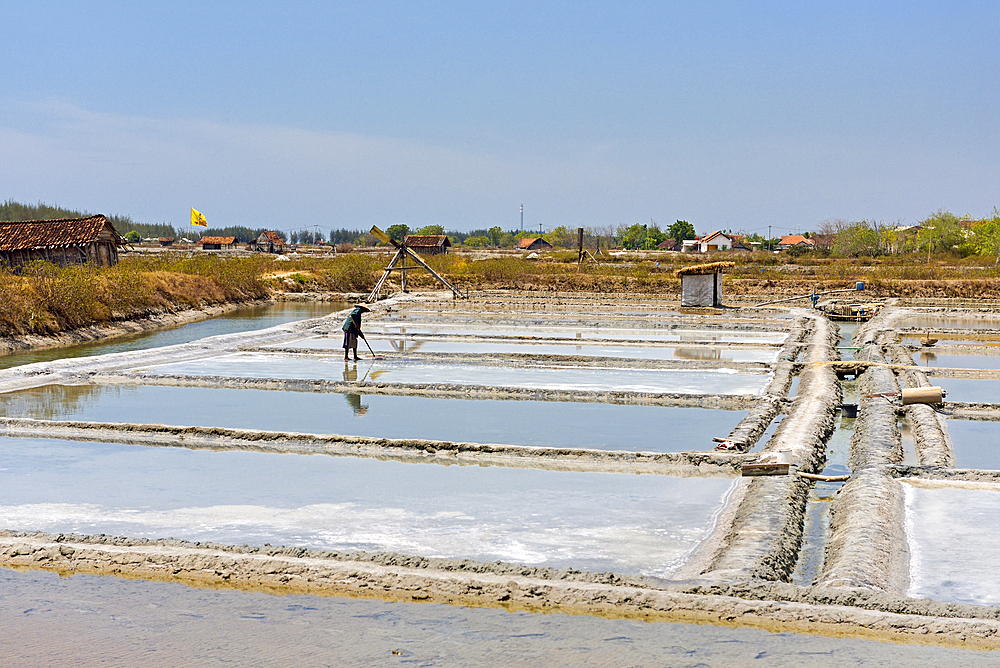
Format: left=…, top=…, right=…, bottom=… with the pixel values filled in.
left=77, top=372, right=767, bottom=408
left=4, top=531, right=1000, bottom=649
left=0, top=417, right=754, bottom=476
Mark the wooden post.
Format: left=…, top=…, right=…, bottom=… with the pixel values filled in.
left=577, top=227, right=584, bottom=265
left=401, top=250, right=407, bottom=293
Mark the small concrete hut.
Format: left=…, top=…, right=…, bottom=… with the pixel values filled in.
left=0, top=215, right=126, bottom=268
left=676, top=261, right=734, bottom=307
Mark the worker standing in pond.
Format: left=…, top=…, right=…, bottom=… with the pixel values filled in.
left=342, top=304, right=370, bottom=361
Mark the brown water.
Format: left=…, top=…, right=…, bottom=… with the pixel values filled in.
left=3, top=568, right=995, bottom=667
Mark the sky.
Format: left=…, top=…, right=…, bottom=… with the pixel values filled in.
left=1, top=1, right=998, bottom=237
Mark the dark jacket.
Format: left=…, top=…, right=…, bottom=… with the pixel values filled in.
left=342, top=307, right=365, bottom=335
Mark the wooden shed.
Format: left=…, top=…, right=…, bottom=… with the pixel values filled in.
left=518, top=237, right=553, bottom=251
left=158, top=237, right=175, bottom=247
left=404, top=235, right=451, bottom=255
left=676, top=261, right=734, bottom=307
left=251, top=231, right=286, bottom=254
left=0, top=215, right=126, bottom=268
left=200, top=236, right=238, bottom=250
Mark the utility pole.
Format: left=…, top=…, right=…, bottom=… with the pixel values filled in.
left=538, top=222, right=543, bottom=235
left=520, top=204, right=523, bottom=231
left=768, top=225, right=771, bottom=252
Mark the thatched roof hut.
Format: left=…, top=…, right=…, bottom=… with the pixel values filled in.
left=675, top=262, right=734, bottom=307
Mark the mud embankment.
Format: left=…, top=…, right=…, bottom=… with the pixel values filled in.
left=679, top=310, right=841, bottom=583
left=4, top=531, right=1000, bottom=649
left=0, top=299, right=272, bottom=356
left=0, top=417, right=755, bottom=477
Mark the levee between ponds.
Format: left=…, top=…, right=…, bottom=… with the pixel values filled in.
left=0, top=418, right=754, bottom=477
left=5, top=531, right=1000, bottom=650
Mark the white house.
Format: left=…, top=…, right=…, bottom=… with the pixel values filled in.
left=698, top=231, right=734, bottom=253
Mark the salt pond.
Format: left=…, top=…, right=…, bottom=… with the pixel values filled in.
left=4, top=569, right=990, bottom=668
left=0, top=301, right=349, bottom=371
left=0, top=437, right=735, bottom=577
left=0, top=384, right=745, bottom=451
left=946, top=420, right=1000, bottom=470
left=904, top=480, right=1000, bottom=606
left=139, top=353, right=770, bottom=394
left=909, top=352, right=1000, bottom=370
left=276, top=336, right=781, bottom=363
left=896, top=314, right=1000, bottom=331
left=364, top=323, right=788, bottom=344
left=929, top=378, right=997, bottom=404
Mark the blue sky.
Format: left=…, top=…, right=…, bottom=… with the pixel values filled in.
left=1, top=1, right=997, bottom=236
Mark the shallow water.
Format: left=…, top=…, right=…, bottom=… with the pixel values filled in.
left=909, top=352, right=1000, bottom=370
left=904, top=481, right=1000, bottom=606
left=931, top=378, right=998, bottom=404
left=364, top=323, right=788, bottom=344
left=791, top=390, right=855, bottom=587
left=4, top=569, right=993, bottom=668
left=140, top=354, right=771, bottom=394
left=946, top=420, right=1000, bottom=469
left=278, top=336, right=781, bottom=363
left=0, top=437, right=734, bottom=576
left=896, top=315, right=1000, bottom=331
left=0, top=384, right=745, bottom=452
left=0, top=302, right=349, bottom=371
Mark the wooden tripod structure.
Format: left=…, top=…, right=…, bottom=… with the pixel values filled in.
left=366, top=226, right=467, bottom=303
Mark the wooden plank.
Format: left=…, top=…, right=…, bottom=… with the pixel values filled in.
left=741, top=463, right=791, bottom=477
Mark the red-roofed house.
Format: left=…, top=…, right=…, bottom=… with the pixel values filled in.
left=199, top=236, right=238, bottom=250
left=252, top=230, right=286, bottom=254
left=518, top=237, right=553, bottom=251
left=778, top=235, right=815, bottom=250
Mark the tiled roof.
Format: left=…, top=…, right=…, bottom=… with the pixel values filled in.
left=260, top=231, right=284, bottom=244
left=701, top=231, right=730, bottom=243
left=0, top=215, right=124, bottom=251
left=158, top=237, right=174, bottom=242
left=200, top=236, right=237, bottom=245
left=518, top=237, right=550, bottom=249
left=779, top=235, right=814, bottom=246
left=405, top=235, right=450, bottom=247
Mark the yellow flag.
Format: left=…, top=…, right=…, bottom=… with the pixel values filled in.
left=191, top=208, right=207, bottom=226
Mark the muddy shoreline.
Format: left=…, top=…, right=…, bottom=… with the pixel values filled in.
left=4, top=530, right=1000, bottom=649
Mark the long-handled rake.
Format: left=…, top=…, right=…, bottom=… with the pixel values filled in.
left=362, top=335, right=383, bottom=359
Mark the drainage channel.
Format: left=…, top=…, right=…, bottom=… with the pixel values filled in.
left=791, top=321, right=857, bottom=586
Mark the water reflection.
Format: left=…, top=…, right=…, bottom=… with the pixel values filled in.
left=0, top=384, right=107, bottom=420
left=0, top=384, right=747, bottom=452
left=342, top=362, right=368, bottom=415
left=675, top=347, right=723, bottom=361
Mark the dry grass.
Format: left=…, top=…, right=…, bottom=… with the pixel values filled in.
left=3, top=250, right=1000, bottom=338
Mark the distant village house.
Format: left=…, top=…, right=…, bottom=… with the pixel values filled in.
left=404, top=235, right=451, bottom=255
left=158, top=237, right=174, bottom=247
left=698, top=231, right=734, bottom=252
left=0, top=215, right=126, bottom=268
left=518, top=237, right=553, bottom=251
left=199, top=236, right=238, bottom=250
left=778, top=235, right=815, bottom=250
left=251, top=231, right=286, bottom=254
